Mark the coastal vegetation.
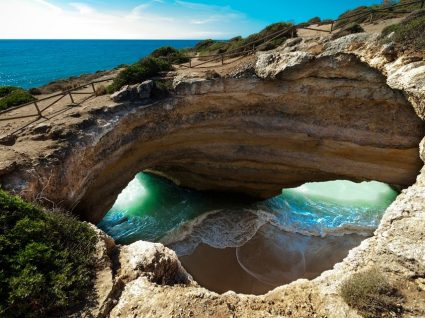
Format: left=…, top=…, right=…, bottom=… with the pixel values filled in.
left=332, top=23, right=365, bottom=39
left=193, top=22, right=296, bottom=55
left=0, top=86, right=20, bottom=98
left=340, top=269, right=403, bottom=318
left=381, top=10, right=425, bottom=50
left=0, top=88, right=36, bottom=111
left=335, top=0, right=423, bottom=28
left=108, top=55, right=173, bottom=93
left=150, top=46, right=190, bottom=64
left=0, top=190, right=97, bottom=318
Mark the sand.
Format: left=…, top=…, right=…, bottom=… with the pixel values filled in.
left=179, top=224, right=366, bottom=295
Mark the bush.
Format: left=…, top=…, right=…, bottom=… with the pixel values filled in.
left=195, top=22, right=295, bottom=56
left=381, top=10, right=425, bottom=50
left=150, top=46, right=190, bottom=64
left=307, top=16, right=321, bottom=24
left=340, top=269, right=403, bottom=318
left=151, top=80, right=173, bottom=99
left=335, top=0, right=422, bottom=28
left=194, top=39, right=216, bottom=51
left=28, top=88, right=42, bottom=95
left=332, top=23, right=365, bottom=39
left=0, top=86, right=20, bottom=98
left=0, top=190, right=97, bottom=317
left=95, top=85, right=107, bottom=96
left=0, top=89, right=36, bottom=111
left=109, top=56, right=173, bottom=92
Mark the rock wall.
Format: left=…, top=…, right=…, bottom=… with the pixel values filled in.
left=0, top=31, right=425, bottom=317
left=0, top=47, right=423, bottom=223
left=76, top=54, right=424, bottom=222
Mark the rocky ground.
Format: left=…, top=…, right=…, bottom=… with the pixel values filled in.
left=0, top=19, right=425, bottom=318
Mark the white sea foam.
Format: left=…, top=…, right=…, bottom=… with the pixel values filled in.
left=162, top=205, right=378, bottom=257
left=161, top=209, right=273, bottom=256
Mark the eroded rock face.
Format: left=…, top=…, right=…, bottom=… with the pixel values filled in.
left=0, top=38, right=424, bottom=224
left=77, top=53, right=424, bottom=222
left=0, top=32, right=425, bottom=317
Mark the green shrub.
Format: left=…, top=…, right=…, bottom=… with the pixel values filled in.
left=335, top=0, right=422, bottom=28
left=0, top=90, right=36, bottom=111
left=0, top=190, right=97, bottom=318
left=340, top=269, right=403, bottom=318
left=332, top=22, right=365, bottom=39
left=151, top=80, right=173, bottom=99
left=194, top=39, right=216, bottom=51
left=195, top=22, right=295, bottom=56
left=307, top=16, right=321, bottom=24
left=28, top=87, right=42, bottom=95
left=109, top=56, right=173, bottom=92
left=0, top=86, right=20, bottom=98
left=381, top=11, right=425, bottom=50
left=150, top=46, right=190, bottom=64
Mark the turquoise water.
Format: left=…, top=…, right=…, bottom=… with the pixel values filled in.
left=0, top=40, right=198, bottom=89
left=98, top=172, right=398, bottom=251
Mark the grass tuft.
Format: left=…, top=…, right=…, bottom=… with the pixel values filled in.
left=340, top=269, right=403, bottom=318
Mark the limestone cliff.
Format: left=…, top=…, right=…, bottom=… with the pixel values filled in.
left=0, top=32, right=425, bottom=317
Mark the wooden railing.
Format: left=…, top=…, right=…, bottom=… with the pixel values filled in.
left=182, top=0, right=424, bottom=68
left=0, top=0, right=422, bottom=123
left=0, top=78, right=113, bottom=121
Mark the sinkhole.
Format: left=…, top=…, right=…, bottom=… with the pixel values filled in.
left=97, top=172, right=398, bottom=295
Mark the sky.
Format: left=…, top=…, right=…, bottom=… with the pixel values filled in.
left=0, top=0, right=384, bottom=39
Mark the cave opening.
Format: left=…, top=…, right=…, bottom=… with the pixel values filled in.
left=97, top=171, right=398, bottom=295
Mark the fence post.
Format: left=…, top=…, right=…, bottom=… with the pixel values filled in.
left=369, top=12, right=374, bottom=23
left=189, top=58, right=192, bottom=68
left=91, top=83, right=96, bottom=94
left=34, top=101, right=42, bottom=118
left=221, top=54, right=224, bottom=65
left=330, top=21, right=334, bottom=33
left=69, top=92, right=75, bottom=104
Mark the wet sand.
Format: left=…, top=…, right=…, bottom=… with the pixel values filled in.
left=180, top=243, right=275, bottom=295
left=179, top=224, right=366, bottom=295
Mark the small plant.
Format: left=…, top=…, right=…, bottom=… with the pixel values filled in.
left=0, top=86, right=20, bottom=98
left=340, top=269, right=403, bottom=318
left=332, top=22, right=365, bottom=39
left=95, top=85, right=107, bottom=96
left=194, top=22, right=295, bottom=55
left=307, top=16, right=321, bottom=24
left=28, top=87, right=42, bottom=95
left=151, top=80, right=173, bottom=99
left=150, top=46, right=190, bottom=64
left=109, top=56, right=173, bottom=92
left=0, top=190, right=97, bottom=317
left=0, top=89, right=36, bottom=110
left=381, top=11, right=425, bottom=51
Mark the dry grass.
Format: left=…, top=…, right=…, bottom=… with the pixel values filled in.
left=340, top=269, right=404, bottom=318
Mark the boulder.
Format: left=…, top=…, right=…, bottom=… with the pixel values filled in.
left=110, top=80, right=154, bottom=102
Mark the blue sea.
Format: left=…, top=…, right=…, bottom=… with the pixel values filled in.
left=0, top=40, right=199, bottom=89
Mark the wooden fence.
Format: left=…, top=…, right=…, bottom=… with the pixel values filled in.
left=0, top=0, right=423, bottom=122
left=0, top=78, right=113, bottom=121
left=182, top=0, right=424, bottom=68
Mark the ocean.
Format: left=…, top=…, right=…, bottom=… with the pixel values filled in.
left=0, top=40, right=199, bottom=89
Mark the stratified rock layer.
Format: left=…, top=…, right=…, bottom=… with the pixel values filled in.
left=0, top=32, right=425, bottom=317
